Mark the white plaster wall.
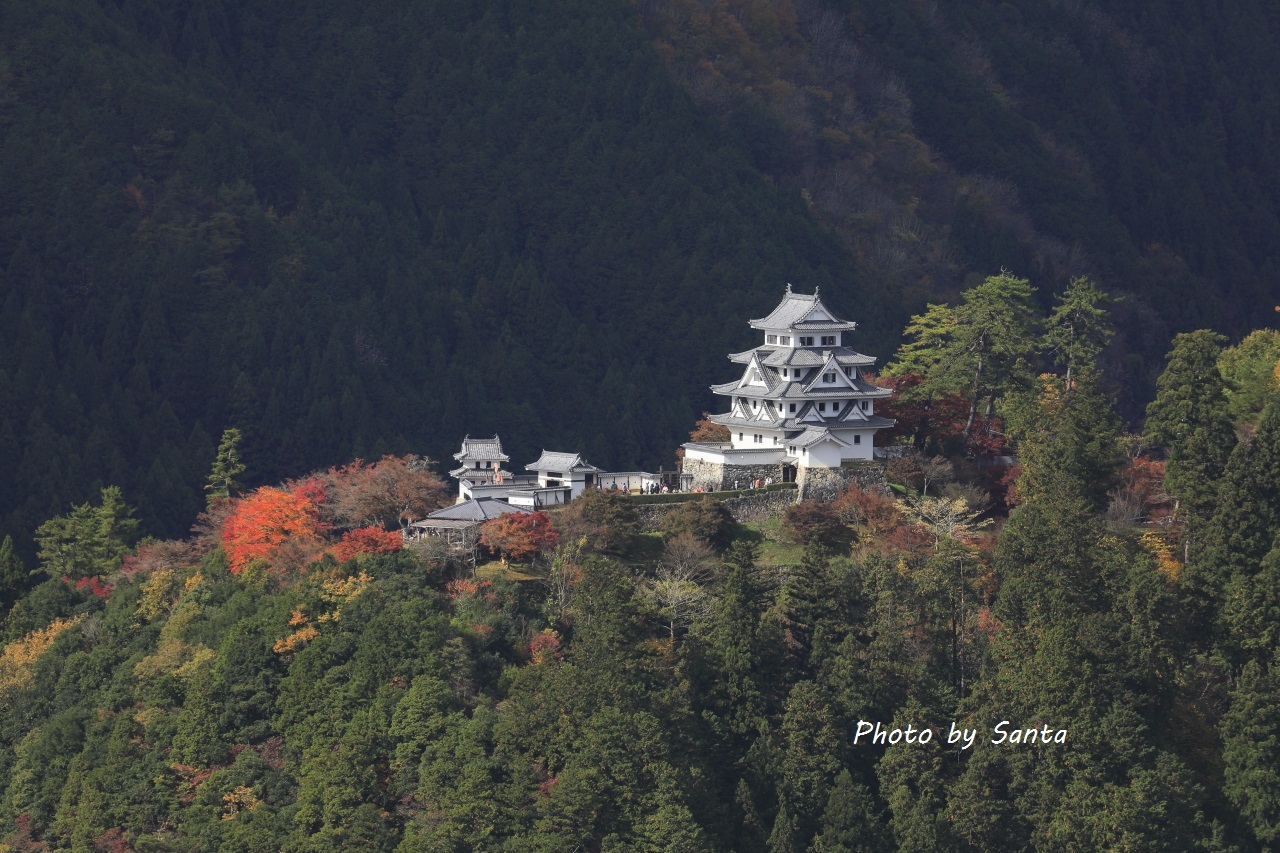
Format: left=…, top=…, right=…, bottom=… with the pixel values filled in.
left=685, top=444, right=787, bottom=466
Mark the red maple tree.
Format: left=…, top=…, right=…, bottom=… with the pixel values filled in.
left=220, top=480, right=327, bottom=574
left=330, top=526, right=403, bottom=562
left=479, top=512, right=559, bottom=564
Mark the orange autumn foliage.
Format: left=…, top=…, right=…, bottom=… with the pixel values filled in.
left=220, top=480, right=327, bottom=574
left=479, top=512, right=559, bottom=564
left=331, top=526, right=403, bottom=562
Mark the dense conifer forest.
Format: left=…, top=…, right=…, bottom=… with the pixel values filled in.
left=1, top=276, right=1279, bottom=848
left=4, top=0, right=1280, bottom=848
left=3, top=0, right=1280, bottom=552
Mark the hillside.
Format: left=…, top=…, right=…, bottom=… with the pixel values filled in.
left=0, top=0, right=886, bottom=552
left=2, top=332, right=1279, bottom=847
left=4, top=0, right=1280, bottom=554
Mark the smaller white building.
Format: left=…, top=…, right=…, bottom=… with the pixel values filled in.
left=525, top=451, right=604, bottom=500
left=449, top=436, right=515, bottom=503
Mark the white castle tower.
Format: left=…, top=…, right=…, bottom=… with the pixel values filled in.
left=682, top=285, right=895, bottom=489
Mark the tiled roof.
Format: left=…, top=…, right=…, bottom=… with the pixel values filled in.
left=453, top=435, right=509, bottom=462
left=526, top=450, right=603, bottom=473
left=448, top=466, right=514, bottom=481
left=791, top=428, right=850, bottom=448
left=421, top=498, right=532, bottom=523
left=711, top=380, right=891, bottom=399
left=728, top=346, right=877, bottom=368
left=749, top=288, right=859, bottom=332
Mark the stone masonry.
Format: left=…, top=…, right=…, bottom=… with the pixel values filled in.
left=795, top=463, right=889, bottom=502
left=682, top=456, right=787, bottom=492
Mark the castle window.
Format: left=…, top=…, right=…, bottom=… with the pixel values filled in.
left=821, top=335, right=836, bottom=345
left=818, top=402, right=827, bottom=412
left=832, top=402, right=840, bottom=412
left=823, top=371, right=836, bottom=383
left=799, top=336, right=815, bottom=346
left=789, top=403, right=797, bottom=413
left=789, top=446, right=796, bottom=454
left=854, top=435, right=862, bottom=444
left=766, top=334, right=778, bottom=344
left=754, top=434, right=762, bottom=443
left=861, top=401, right=869, bottom=411
left=738, top=433, right=743, bottom=442
left=779, top=336, right=791, bottom=345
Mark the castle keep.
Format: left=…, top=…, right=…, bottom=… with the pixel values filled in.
left=682, top=285, right=895, bottom=492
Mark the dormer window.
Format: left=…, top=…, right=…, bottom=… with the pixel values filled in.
left=818, top=402, right=827, bottom=412
left=823, top=371, right=836, bottom=383
left=799, top=336, right=815, bottom=346
left=821, top=335, right=836, bottom=346
left=832, top=402, right=840, bottom=412
left=779, top=336, right=791, bottom=345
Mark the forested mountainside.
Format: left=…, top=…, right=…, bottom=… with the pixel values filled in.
left=2, top=309, right=1280, bottom=850
left=2, top=0, right=1279, bottom=553
left=0, top=0, right=874, bottom=553
left=638, top=0, right=1280, bottom=407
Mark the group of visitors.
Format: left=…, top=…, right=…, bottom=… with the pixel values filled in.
left=733, top=476, right=775, bottom=490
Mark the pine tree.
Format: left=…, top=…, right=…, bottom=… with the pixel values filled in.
left=767, top=798, right=800, bottom=853
left=1145, top=330, right=1236, bottom=521
left=812, top=769, right=889, bottom=852
left=1221, top=656, right=1280, bottom=846
left=1042, top=276, right=1116, bottom=390
left=777, top=681, right=845, bottom=842
left=1194, top=396, right=1280, bottom=628
left=887, top=272, right=1038, bottom=441
left=206, top=427, right=246, bottom=504
left=34, top=486, right=139, bottom=579
left=0, top=534, right=28, bottom=610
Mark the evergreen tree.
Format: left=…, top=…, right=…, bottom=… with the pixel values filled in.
left=777, top=681, right=845, bottom=843
left=33, top=486, right=139, bottom=579
left=1042, top=276, right=1116, bottom=390
left=887, top=272, right=1038, bottom=441
left=1221, top=656, right=1280, bottom=846
left=1145, top=330, right=1237, bottom=522
left=205, top=427, right=246, bottom=504
left=876, top=703, right=951, bottom=852
left=767, top=797, right=800, bottom=853
left=812, top=769, right=889, bottom=853
left=0, top=534, right=28, bottom=611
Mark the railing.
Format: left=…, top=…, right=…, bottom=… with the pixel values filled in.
left=622, top=482, right=797, bottom=505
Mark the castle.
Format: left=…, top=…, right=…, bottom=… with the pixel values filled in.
left=408, top=285, right=892, bottom=542
left=682, top=285, right=895, bottom=491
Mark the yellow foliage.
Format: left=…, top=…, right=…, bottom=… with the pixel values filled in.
left=1140, top=530, right=1182, bottom=581
left=272, top=625, right=319, bottom=654
left=321, top=570, right=372, bottom=603
left=137, top=569, right=178, bottom=621
left=221, top=784, right=261, bottom=819
left=287, top=607, right=308, bottom=626
left=134, top=601, right=215, bottom=681
left=133, top=707, right=166, bottom=730
left=0, top=616, right=85, bottom=697
left=184, top=572, right=205, bottom=593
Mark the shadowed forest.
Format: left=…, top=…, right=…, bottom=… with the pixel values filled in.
left=3, top=0, right=1279, bottom=554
